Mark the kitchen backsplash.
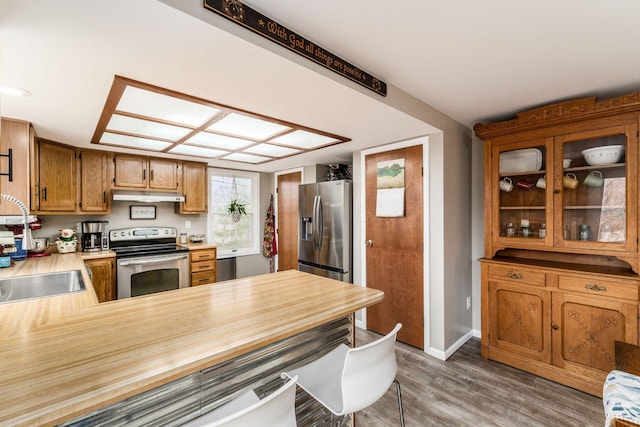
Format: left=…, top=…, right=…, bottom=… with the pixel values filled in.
left=35, top=202, right=207, bottom=243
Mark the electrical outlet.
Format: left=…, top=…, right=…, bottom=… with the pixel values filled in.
left=466, top=296, right=471, bottom=310
left=185, top=220, right=191, bottom=229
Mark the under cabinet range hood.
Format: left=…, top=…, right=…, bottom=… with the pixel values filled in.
left=112, top=190, right=185, bottom=203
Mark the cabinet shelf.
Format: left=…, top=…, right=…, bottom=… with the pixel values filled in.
left=565, top=162, right=625, bottom=173
left=499, top=170, right=546, bottom=178
left=564, top=205, right=619, bottom=210
left=500, top=206, right=545, bottom=211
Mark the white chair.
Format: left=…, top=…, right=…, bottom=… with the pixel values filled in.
left=283, top=323, right=404, bottom=426
left=181, top=374, right=298, bottom=427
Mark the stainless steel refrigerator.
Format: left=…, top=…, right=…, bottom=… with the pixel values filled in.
left=298, top=180, right=352, bottom=282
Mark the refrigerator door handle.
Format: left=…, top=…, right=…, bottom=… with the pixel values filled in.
left=317, top=195, right=324, bottom=250
left=312, top=195, right=320, bottom=249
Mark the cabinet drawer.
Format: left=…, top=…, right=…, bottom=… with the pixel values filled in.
left=191, top=271, right=216, bottom=286
left=191, top=249, right=216, bottom=262
left=192, top=260, right=216, bottom=273
left=487, top=264, right=546, bottom=287
left=558, top=275, right=638, bottom=300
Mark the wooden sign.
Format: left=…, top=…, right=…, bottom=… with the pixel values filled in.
left=203, top=0, right=387, bottom=97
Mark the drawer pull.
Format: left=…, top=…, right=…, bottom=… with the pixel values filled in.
left=585, top=284, right=607, bottom=292
left=506, top=272, right=523, bottom=280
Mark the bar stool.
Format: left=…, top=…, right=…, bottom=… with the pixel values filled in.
left=283, top=323, right=404, bottom=426
left=181, top=374, right=298, bottom=427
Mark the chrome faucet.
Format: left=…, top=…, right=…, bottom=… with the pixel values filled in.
left=0, top=194, right=34, bottom=250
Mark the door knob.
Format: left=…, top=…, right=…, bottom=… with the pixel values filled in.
left=365, top=240, right=373, bottom=247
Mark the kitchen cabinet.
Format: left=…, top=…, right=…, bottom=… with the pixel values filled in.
left=78, top=150, right=111, bottom=214
left=33, top=139, right=77, bottom=213
left=482, top=260, right=638, bottom=396
left=483, top=119, right=637, bottom=270
left=85, top=257, right=116, bottom=303
left=113, top=154, right=178, bottom=190
left=190, top=247, right=217, bottom=286
left=476, top=91, right=640, bottom=397
left=0, top=118, right=33, bottom=215
left=177, top=161, right=207, bottom=214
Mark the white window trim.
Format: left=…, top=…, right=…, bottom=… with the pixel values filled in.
left=207, top=168, right=260, bottom=258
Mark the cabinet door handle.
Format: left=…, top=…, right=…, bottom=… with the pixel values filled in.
left=552, top=324, right=559, bottom=330
left=0, top=148, right=14, bottom=182
left=103, top=191, right=106, bottom=203
left=585, top=284, right=607, bottom=292
left=150, top=169, right=154, bottom=181
left=506, top=271, right=522, bottom=279
left=143, top=169, right=146, bottom=180
left=42, top=187, right=47, bottom=201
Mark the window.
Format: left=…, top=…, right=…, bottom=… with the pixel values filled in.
left=208, top=169, right=260, bottom=258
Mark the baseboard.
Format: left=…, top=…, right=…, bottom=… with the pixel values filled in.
left=428, top=330, right=475, bottom=361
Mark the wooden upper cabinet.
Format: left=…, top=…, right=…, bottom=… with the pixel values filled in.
left=178, top=161, right=207, bottom=214
left=113, top=154, right=147, bottom=188
left=476, top=92, right=640, bottom=272
left=35, top=140, right=77, bottom=212
left=79, top=150, right=111, bottom=214
left=0, top=118, right=33, bottom=215
left=149, top=158, right=178, bottom=190
left=113, top=154, right=178, bottom=190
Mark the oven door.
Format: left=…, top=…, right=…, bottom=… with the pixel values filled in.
left=117, top=252, right=189, bottom=299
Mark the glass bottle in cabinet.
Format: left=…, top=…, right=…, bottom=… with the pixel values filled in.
left=493, top=138, right=551, bottom=245
left=556, top=124, right=636, bottom=252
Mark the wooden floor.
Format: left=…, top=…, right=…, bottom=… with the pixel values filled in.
left=354, top=328, right=604, bottom=427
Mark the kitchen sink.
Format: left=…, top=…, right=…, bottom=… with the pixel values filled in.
left=0, top=270, right=86, bottom=304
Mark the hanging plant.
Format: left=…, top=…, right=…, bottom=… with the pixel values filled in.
left=228, top=199, right=247, bottom=223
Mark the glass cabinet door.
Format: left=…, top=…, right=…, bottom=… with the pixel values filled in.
left=556, top=124, right=637, bottom=252
left=492, top=138, right=553, bottom=245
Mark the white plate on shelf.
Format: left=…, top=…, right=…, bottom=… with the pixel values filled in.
left=499, top=148, right=543, bottom=174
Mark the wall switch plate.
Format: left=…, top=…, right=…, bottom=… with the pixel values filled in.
left=466, top=296, right=471, bottom=310
left=185, top=220, right=191, bottom=229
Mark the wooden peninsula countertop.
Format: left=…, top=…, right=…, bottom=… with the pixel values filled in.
left=0, top=268, right=383, bottom=426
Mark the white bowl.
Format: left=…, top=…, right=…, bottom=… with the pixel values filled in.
left=581, top=145, right=624, bottom=165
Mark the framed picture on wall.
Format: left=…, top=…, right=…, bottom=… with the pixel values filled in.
left=130, top=205, right=156, bottom=220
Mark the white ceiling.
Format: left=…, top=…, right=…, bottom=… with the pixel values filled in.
left=2, top=0, right=640, bottom=172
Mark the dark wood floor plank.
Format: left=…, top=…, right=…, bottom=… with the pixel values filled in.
left=355, top=329, right=604, bottom=427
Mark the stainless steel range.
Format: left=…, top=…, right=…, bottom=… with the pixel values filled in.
left=110, top=227, right=189, bottom=299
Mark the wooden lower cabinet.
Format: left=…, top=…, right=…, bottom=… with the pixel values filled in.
left=85, top=257, right=116, bottom=303
left=481, top=260, right=639, bottom=397
left=190, top=248, right=217, bottom=286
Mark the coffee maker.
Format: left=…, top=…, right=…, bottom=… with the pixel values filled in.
left=81, top=221, right=108, bottom=252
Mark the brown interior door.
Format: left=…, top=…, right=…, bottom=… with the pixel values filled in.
left=365, top=145, right=424, bottom=348
left=277, top=172, right=301, bottom=271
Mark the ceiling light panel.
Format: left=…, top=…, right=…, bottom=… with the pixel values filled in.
left=271, top=130, right=337, bottom=149
left=100, top=132, right=173, bottom=151
left=169, top=144, right=228, bottom=157
left=245, top=143, right=300, bottom=157
left=107, top=114, right=191, bottom=141
left=117, top=86, right=220, bottom=126
left=186, top=132, right=254, bottom=150
left=207, top=113, right=291, bottom=139
left=92, top=76, right=351, bottom=164
left=222, top=152, right=272, bottom=164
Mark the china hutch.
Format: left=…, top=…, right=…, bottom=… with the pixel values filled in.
left=475, top=91, right=640, bottom=396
